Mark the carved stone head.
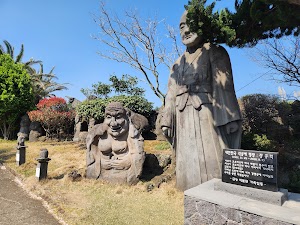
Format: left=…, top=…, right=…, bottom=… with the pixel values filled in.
left=179, top=11, right=203, bottom=48
left=104, top=102, right=129, bottom=138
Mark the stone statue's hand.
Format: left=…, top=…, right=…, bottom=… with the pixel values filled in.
left=101, top=159, right=112, bottom=170
left=111, top=159, right=131, bottom=170
left=225, top=121, right=239, bottom=134
left=162, top=126, right=172, bottom=138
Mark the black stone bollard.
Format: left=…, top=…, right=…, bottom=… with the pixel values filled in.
left=36, top=149, right=51, bottom=181
left=16, top=135, right=26, bottom=166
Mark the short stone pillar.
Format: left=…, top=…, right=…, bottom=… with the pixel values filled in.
left=35, top=149, right=51, bottom=181
left=16, top=135, right=26, bottom=166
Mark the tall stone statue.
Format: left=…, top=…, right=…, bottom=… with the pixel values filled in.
left=161, top=11, right=242, bottom=191
left=86, top=102, right=147, bottom=185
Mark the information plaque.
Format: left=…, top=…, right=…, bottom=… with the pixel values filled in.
left=222, top=149, right=278, bottom=191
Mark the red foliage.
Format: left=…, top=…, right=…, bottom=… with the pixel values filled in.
left=28, top=97, right=75, bottom=138
left=37, top=97, right=66, bottom=109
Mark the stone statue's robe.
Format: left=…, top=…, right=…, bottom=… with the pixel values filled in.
left=161, top=43, right=242, bottom=191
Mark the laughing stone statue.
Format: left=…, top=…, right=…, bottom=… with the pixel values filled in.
left=86, top=102, right=147, bottom=185
left=161, top=11, right=242, bottom=191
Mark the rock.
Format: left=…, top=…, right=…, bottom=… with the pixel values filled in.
left=68, top=170, right=82, bottom=182
left=29, top=121, right=44, bottom=142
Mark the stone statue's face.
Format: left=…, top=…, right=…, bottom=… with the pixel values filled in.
left=104, top=108, right=129, bottom=138
left=179, top=12, right=202, bottom=48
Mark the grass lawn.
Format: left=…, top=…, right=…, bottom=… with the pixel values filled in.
left=0, top=139, right=183, bottom=225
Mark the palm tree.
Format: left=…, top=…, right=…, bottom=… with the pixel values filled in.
left=0, top=40, right=20, bottom=61
left=31, top=63, right=68, bottom=103
left=1, top=40, right=68, bottom=103
left=0, top=40, right=42, bottom=70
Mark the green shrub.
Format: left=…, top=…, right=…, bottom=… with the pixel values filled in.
left=253, top=134, right=277, bottom=152
left=76, top=95, right=153, bottom=122
left=241, top=132, right=277, bottom=152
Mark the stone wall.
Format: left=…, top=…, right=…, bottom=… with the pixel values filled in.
left=184, top=196, right=293, bottom=225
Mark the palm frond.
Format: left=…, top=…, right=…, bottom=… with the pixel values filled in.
left=30, top=65, right=69, bottom=99
left=3, top=40, right=14, bottom=59
left=15, top=44, right=24, bottom=63
left=49, top=66, right=55, bottom=74
left=24, top=59, right=42, bottom=66
left=0, top=45, right=4, bottom=54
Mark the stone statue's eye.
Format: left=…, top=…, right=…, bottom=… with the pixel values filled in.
left=106, top=115, right=112, bottom=119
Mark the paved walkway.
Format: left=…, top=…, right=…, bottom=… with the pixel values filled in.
left=0, top=163, right=61, bottom=225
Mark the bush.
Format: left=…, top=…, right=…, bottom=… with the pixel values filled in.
left=76, top=95, right=153, bottom=122
left=28, top=97, right=75, bottom=139
left=288, top=170, right=300, bottom=193
left=241, top=132, right=277, bottom=152
left=253, top=134, right=277, bottom=152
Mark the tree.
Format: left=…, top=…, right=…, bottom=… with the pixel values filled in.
left=0, top=40, right=67, bottom=102
left=78, top=74, right=153, bottom=124
left=81, top=74, right=145, bottom=99
left=240, top=94, right=279, bottom=135
left=0, top=40, right=42, bottom=70
left=185, top=0, right=300, bottom=47
left=0, top=40, right=25, bottom=63
left=252, top=36, right=300, bottom=87
left=0, top=54, right=35, bottom=139
left=93, top=2, right=182, bottom=104
left=30, top=63, right=68, bottom=103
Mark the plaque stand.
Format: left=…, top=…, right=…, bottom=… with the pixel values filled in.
left=214, top=179, right=288, bottom=206
left=184, top=179, right=300, bottom=225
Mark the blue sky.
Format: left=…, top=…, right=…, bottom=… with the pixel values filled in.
left=1, top=0, right=297, bottom=107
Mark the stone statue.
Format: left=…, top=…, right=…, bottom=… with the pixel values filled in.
left=17, top=133, right=26, bottom=149
left=66, top=97, right=83, bottom=142
left=160, top=11, right=242, bottom=191
left=18, top=114, right=30, bottom=139
left=86, top=102, right=147, bottom=185
left=66, top=96, right=81, bottom=109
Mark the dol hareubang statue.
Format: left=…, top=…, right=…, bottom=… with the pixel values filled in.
left=86, top=102, right=147, bottom=185
left=161, top=11, right=242, bottom=191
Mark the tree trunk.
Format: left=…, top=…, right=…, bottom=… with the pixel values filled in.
left=1, top=122, right=11, bottom=140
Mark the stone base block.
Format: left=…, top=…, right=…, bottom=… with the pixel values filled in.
left=184, top=179, right=300, bottom=225
left=214, top=179, right=288, bottom=206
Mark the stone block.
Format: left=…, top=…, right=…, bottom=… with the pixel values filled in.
left=184, top=179, right=299, bottom=225
left=214, top=179, right=288, bottom=206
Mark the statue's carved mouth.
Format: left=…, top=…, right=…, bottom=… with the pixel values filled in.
left=110, top=125, right=122, bottom=132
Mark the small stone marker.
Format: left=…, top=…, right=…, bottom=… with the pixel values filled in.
left=222, top=149, right=278, bottom=191
left=36, top=149, right=51, bottom=181
left=16, top=135, right=26, bottom=166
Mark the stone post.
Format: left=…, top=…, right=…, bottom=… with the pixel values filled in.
left=35, top=149, right=51, bottom=181
left=16, top=135, right=26, bottom=166
left=16, top=145, right=26, bottom=166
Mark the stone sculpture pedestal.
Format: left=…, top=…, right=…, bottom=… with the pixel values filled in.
left=184, top=179, right=300, bottom=225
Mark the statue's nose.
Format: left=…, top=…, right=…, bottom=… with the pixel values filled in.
left=183, top=26, right=189, bottom=34
left=110, top=117, right=117, bottom=126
